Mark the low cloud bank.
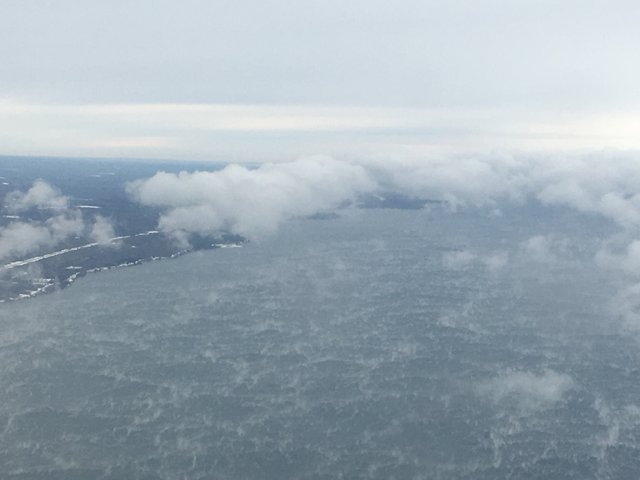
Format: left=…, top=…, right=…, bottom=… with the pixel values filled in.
left=127, top=156, right=374, bottom=239
left=367, top=154, right=640, bottom=230
left=1, top=181, right=117, bottom=262
left=129, top=154, right=640, bottom=240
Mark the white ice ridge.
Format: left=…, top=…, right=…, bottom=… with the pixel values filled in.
left=0, top=230, right=159, bottom=271
left=212, top=243, right=243, bottom=249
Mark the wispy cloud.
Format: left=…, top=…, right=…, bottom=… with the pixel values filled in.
left=478, top=369, right=575, bottom=410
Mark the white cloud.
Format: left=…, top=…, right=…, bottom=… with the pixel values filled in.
left=0, top=222, right=57, bottom=260
left=598, top=193, right=640, bottom=230
left=4, top=180, right=69, bottom=212
left=533, top=159, right=640, bottom=230
left=0, top=215, right=86, bottom=262
left=120, top=152, right=640, bottom=269
left=361, top=155, right=640, bottom=234
left=609, top=282, right=640, bottom=330
left=482, top=252, right=509, bottom=272
left=592, top=240, right=640, bottom=330
left=127, top=156, right=375, bottom=239
left=442, top=250, right=477, bottom=269
left=595, top=239, right=640, bottom=275
left=367, top=155, right=529, bottom=207
left=442, top=249, right=508, bottom=272
left=478, top=370, right=574, bottom=410
left=89, top=215, right=117, bottom=246
left=0, top=181, right=119, bottom=262
left=123, top=154, right=640, bottom=285
left=593, top=398, right=640, bottom=457
left=520, top=235, right=554, bottom=263
left=46, top=212, right=85, bottom=242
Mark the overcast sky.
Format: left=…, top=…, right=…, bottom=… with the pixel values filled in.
left=1, top=0, right=639, bottom=161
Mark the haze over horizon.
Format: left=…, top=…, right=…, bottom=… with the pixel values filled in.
left=2, top=0, right=640, bottom=161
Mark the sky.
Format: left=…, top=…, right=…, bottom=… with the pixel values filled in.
left=1, top=0, right=640, bottom=161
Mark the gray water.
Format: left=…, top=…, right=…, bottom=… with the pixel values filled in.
left=1, top=206, right=639, bottom=479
